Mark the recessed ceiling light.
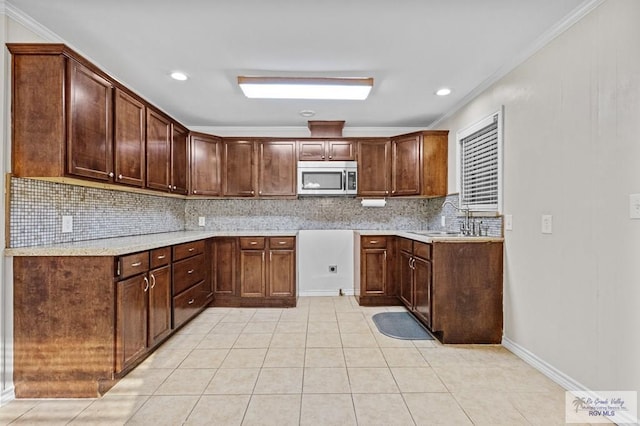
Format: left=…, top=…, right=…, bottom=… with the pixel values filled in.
left=170, top=71, right=188, bottom=81
left=436, top=87, right=452, bottom=96
left=238, top=76, right=373, bottom=100
left=299, top=110, right=316, bottom=117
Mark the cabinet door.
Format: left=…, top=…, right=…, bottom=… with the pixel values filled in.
left=413, top=257, right=432, bottom=328
left=224, top=140, right=256, bottom=197
left=327, top=140, right=355, bottom=160
left=258, top=141, right=297, bottom=197
left=298, top=141, right=326, bottom=161
left=358, top=140, right=390, bottom=196
left=67, top=60, right=113, bottom=181
left=148, top=265, right=172, bottom=347
left=213, top=238, right=237, bottom=295
left=115, top=274, right=148, bottom=372
left=171, top=123, right=189, bottom=195
left=398, top=251, right=414, bottom=308
left=240, top=250, right=266, bottom=297
left=114, top=89, right=145, bottom=187
left=146, top=109, right=171, bottom=191
left=191, top=133, right=222, bottom=196
left=361, top=248, right=387, bottom=295
left=268, top=249, right=295, bottom=297
left=391, top=134, right=421, bottom=196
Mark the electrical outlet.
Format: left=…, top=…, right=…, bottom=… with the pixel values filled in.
left=630, top=194, right=640, bottom=219
left=440, top=215, right=446, bottom=227
left=198, top=216, right=206, bottom=227
left=62, top=215, right=73, bottom=233
left=541, top=214, right=553, bottom=234
left=504, top=214, right=513, bottom=231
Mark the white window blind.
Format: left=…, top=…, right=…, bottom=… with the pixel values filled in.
left=458, top=110, right=502, bottom=211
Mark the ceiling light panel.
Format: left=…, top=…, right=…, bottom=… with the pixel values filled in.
left=238, top=76, right=373, bottom=100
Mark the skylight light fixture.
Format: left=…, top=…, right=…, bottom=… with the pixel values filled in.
left=170, top=71, right=188, bottom=81
left=237, top=76, right=373, bottom=100
left=436, top=87, right=452, bottom=96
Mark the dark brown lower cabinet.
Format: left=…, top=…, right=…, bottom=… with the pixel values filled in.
left=398, top=238, right=432, bottom=328
left=358, top=235, right=401, bottom=306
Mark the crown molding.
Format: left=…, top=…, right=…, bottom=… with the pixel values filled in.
left=429, top=0, right=606, bottom=129
left=4, top=1, right=62, bottom=41
left=188, top=126, right=426, bottom=138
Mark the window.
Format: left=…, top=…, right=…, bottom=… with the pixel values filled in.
left=456, top=108, right=503, bottom=212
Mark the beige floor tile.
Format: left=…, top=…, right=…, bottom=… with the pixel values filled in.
left=0, top=400, right=40, bottom=424
left=412, top=339, right=438, bottom=348
left=160, top=333, right=205, bottom=350
left=220, top=348, right=267, bottom=368
left=253, top=368, right=303, bottom=394
left=179, top=348, right=229, bottom=368
left=220, top=311, right=256, bottom=323
left=306, top=333, right=342, bottom=348
left=348, top=367, right=400, bottom=393
left=184, top=394, right=250, bottom=426
left=233, top=333, right=273, bottom=348
left=274, top=321, right=307, bottom=333
left=336, top=312, right=366, bottom=322
left=343, top=347, right=387, bottom=367
left=373, top=333, right=416, bottom=348
left=453, top=390, right=530, bottom=425
left=197, top=333, right=239, bottom=349
left=205, top=368, right=260, bottom=394
left=154, top=368, right=216, bottom=395
left=68, top=394, right=148, bottom=425
left=391, top=367, right=448, bottom=392
left=382, top=347, right=430, bottom=367
left=211, top=321, right=248, bottom=334
left=303, top=367, right=351, bottom=393
left=352, top=393, right=414, bottom=426
left=179, top=320, right=216, bottom=335
left=126, top=395, right=199, bottom=426
left=270, top=332, right=307, bottom=348
left=279, top=310, right=309, bottom=322
left=300, top=393, right=357, bottom=426
left=107, top=368, right=173, bottom=395
left=304, top=347, right=346, bottom=367
left=251, top=310, right=283, bottom=322
left=340, top=332, right=379, bottom=348
left=244, top=321, right=277, bottom=333
left=508, top=390, right=572, bottom=426
left=433, top=364, right=561, bottom=393
left=9, top=400, right=92, bottom=425
left=242, top=394, right=301, bottom=426
left=307, top=321, right=339, bottom=333
left=263, top=347, right=305, bottom=367
left=139, top=348, right=191, bottom=369
left=308, top=311, right=337, bottom=322
left=338, top=320, right=372, bottom=333
left=403, top=392, right=473, bottom=425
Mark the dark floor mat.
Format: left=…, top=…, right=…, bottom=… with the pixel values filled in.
left=371, top=312, right=434, bottom=340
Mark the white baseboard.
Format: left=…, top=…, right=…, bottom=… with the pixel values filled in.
left=298, top=289, right=354, bottom=297
left=1, top=386, right=15, bottom=406
left=502, top=336, right=638, bottom=425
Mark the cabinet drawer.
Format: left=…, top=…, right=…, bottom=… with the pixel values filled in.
left=269, top=237, right=295, bottom=250
left=173, top=280, right=209, bottom=328
left=398, top=238, right=413, bottom=253
left=413, top=242, right=432, bottom=260
left=173, top=240, right=205, bottom=261
left=150, top=246, right=171, bottom=269
left=119, top=251, right=149, bottom=279
left=361, top=236, right=387, bottom=249
left=173, top=254, right=206, bottom=295
left=240, top=237, right=266, bottom=250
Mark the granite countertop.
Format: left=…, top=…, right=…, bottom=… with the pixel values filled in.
left=5, top=229, right=503, bottom=257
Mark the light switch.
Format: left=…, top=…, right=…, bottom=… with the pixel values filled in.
left=198, top=216, right=206, bottom=227
left=630, top=194, right=640, bottom=219
left=504, top=214, right=513, bottom=231
left=541, top=214, right=553, bottom=234
left=62, top=215, right=73, bottom=233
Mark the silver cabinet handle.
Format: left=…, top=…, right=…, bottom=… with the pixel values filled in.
left=150, top=273, right=156, bottom=289
left=193, top=189, right=197, bottom=194
left=118, top=174, right=123, bottom=179
left=108, top=172, right=114, bottom=178
left=188, top=247, right=195, bottom=252
left=157, top=254, right=166, bottom=260
left=250, top=241, right=257, bottom=245
left=187, top=269, right=194, bottom=274
left=370, top=240, right=378, bottom=244
left=384, top=251, right=387, bottom=260
left=143, top=276, right=149, bottom=292
left=188, top=298, right=195, bottom=305
left=131, top=261, right=142, bottom=267
left=168, top=185, right=172, bottom=189
left=278, top=241, right=286, bottom=245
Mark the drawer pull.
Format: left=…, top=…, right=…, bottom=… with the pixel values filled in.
left=188, top=247, right=195, bottom=252
left=188, top=298, right=195, bottom=305
left=131, top=261, right=142, bottom=267
left=250, top=242, right=257, bottom=245
left=157, top=254, right=166, bottom=260
left=187, top=269, right=194, bottom=274
left=278, top=241, right=286, bottom=245
left=369, top=240, right=378, bottom=244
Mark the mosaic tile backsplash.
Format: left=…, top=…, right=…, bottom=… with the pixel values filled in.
left=9, top=178, right=502, bottom=248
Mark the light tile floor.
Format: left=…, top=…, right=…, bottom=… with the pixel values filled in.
left=0, top=296, right=605, bottom=425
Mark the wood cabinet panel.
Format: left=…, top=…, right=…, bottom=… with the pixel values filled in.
left=224, top=140, right=256, bottom=197
left=146, top=109, right=171, bottom=191
left=239, top=237, right=266, bottom=250
left=358, top=140, right=390, bottom=197
left=361, top=249, right=387, bottom=295
left=258, top=140, right=296, bottom=196
left=240, top=250, right=266, bottom=297
left=116, top=274, right=148, bottom=373
left=114, top=89, right=145, bottom=187
left=148, top=264, right=172, bottom=347
left=171, top=123, right=189, bottom=195
left=412, top=256, right=432, bottom=328
left=150, top=246, right=171, bottom=269
left=213, top=237, right=237, bottom=296
left=399, top=250, right=414, bottom=307
left=299, top=140, right=354, bottom=161
left=421, top=131, right=449, bottom=197
left=190, top=132, right=222, bottom=196
left=391, top=134, right=421, bottom=196
left=298, top=141, right=326, bottom=161
left=269, top=236, right=295, bottom=249
left=173, top=280, right=210, bottom=328
left=327, top=140, right=355, bottom=160
left=268, top=249, right=295, bottom=297
left=172, top=254, right=206, bottom=295
left=173, top=240, right=205, bottom=261
left=66, top=60, right=113, bottom=181
left=119, top=251, right=149, bottom=279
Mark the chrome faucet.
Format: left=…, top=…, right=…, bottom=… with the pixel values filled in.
left=441, top=200, right=473, bottom=236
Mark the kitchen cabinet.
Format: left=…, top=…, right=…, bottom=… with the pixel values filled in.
left=357, top=235, right=400, bottom=306
left=190, top=132, right=222, bottom=196
left=223, top=139, right=256, bottom=197
left=298, top=140, right=355, bottom=161
left=171, top=123, right=190, bottom=195
left=267, top=237, right=296, bottom=297
left=145, top=108, right=172, bottom=191
left=211, top=237, right=237, bottom=305
left=240, top=237, right=267, bottom=297
left=391, top=134, right=421, bottom=196
left=358, top=139, right=391, bottom=197
left=258, top=140, right=297, bottom=197
left=172, top=240, right=212, bottom=328
left=148, top=247, right=172, bottom=347
left=114, top=88, right=146, bottom=187
left=398, top=238, right=432, bottom=328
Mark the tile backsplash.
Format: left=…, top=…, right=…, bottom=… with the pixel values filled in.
left=9, top=178, right=502, bottom=248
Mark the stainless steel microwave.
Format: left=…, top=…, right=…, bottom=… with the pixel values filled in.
left=297, top=161, right=357, bottom=196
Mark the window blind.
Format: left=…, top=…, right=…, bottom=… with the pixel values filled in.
left=460, top=115, right=499, bottom=210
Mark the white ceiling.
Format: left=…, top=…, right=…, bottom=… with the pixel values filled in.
left=7, top=0, right=594, bottom=132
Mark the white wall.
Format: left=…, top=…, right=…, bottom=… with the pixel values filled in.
left=437, top=0, right=640, bottom=393
left=297, top=230, right=354, bottom=296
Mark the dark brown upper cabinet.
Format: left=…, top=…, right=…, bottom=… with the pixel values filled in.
left=298, top=140, right=355, bottom=161
left=190, top=132, right=222, bottom=196
left=114, top=89, right=146, bottom=187
left=223, top=139, right=256, bottom=197
left=145, top=108, right=172, bottom=192
left=258, top=140, right=297, bottom=197
left=357, top=139, right=391, bottom=197
left=170, top=123, right=189, bottom=195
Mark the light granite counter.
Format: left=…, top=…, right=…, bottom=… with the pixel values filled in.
left=5, top=229, right=502, bottom=257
